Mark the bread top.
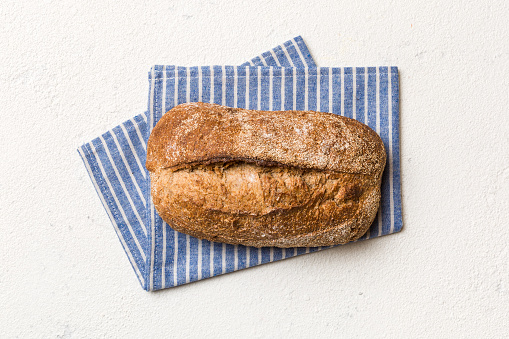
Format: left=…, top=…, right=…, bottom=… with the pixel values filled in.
left=146, top=102, right=386, bottom=177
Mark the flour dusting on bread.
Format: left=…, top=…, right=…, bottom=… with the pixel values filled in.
left=146, top=102, right=386, bottom=247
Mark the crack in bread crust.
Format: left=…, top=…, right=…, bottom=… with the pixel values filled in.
left=146, top=103, right=386, bottom=179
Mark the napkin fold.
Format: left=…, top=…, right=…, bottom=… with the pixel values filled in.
left=78, top=36, right=402, bottom=291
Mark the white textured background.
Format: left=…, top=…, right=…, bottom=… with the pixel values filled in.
left=1, top=0, right=508, bottom=337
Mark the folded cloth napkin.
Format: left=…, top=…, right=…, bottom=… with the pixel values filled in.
left=142, top=65, right=402, bottom=291
left=78, top=37, right=320, bottom=289
left=79, top=36, right=402, bottom=291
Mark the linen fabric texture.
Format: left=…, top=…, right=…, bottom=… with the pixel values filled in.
left=78, top=36, right=401, bottom=291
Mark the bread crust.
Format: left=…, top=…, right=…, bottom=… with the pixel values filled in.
left=146, top=103, right=385, bottom=178
left=147, top=102, right=386, bottom=247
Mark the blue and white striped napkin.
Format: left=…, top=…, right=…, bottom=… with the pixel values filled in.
left=78, top=36, right=402, bottom=291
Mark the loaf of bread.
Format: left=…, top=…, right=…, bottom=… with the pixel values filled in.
left=146, top=102, right=386, bottom=248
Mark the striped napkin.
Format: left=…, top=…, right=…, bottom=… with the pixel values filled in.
left=78, top=36, right=402, bottom=291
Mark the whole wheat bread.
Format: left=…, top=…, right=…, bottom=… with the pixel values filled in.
left=146, top=102, right=386, bottom=248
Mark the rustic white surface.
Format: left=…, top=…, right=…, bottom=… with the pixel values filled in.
left=1, top=0, right=508, bottom=337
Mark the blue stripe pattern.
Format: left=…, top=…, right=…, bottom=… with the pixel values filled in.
left=78, top=37, right=402, bottom=291
left=145, top=66, right=402, bottom=290
left=78, top=37, right=320, bottom=290
left=240, top=36, right=316, bottom=68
